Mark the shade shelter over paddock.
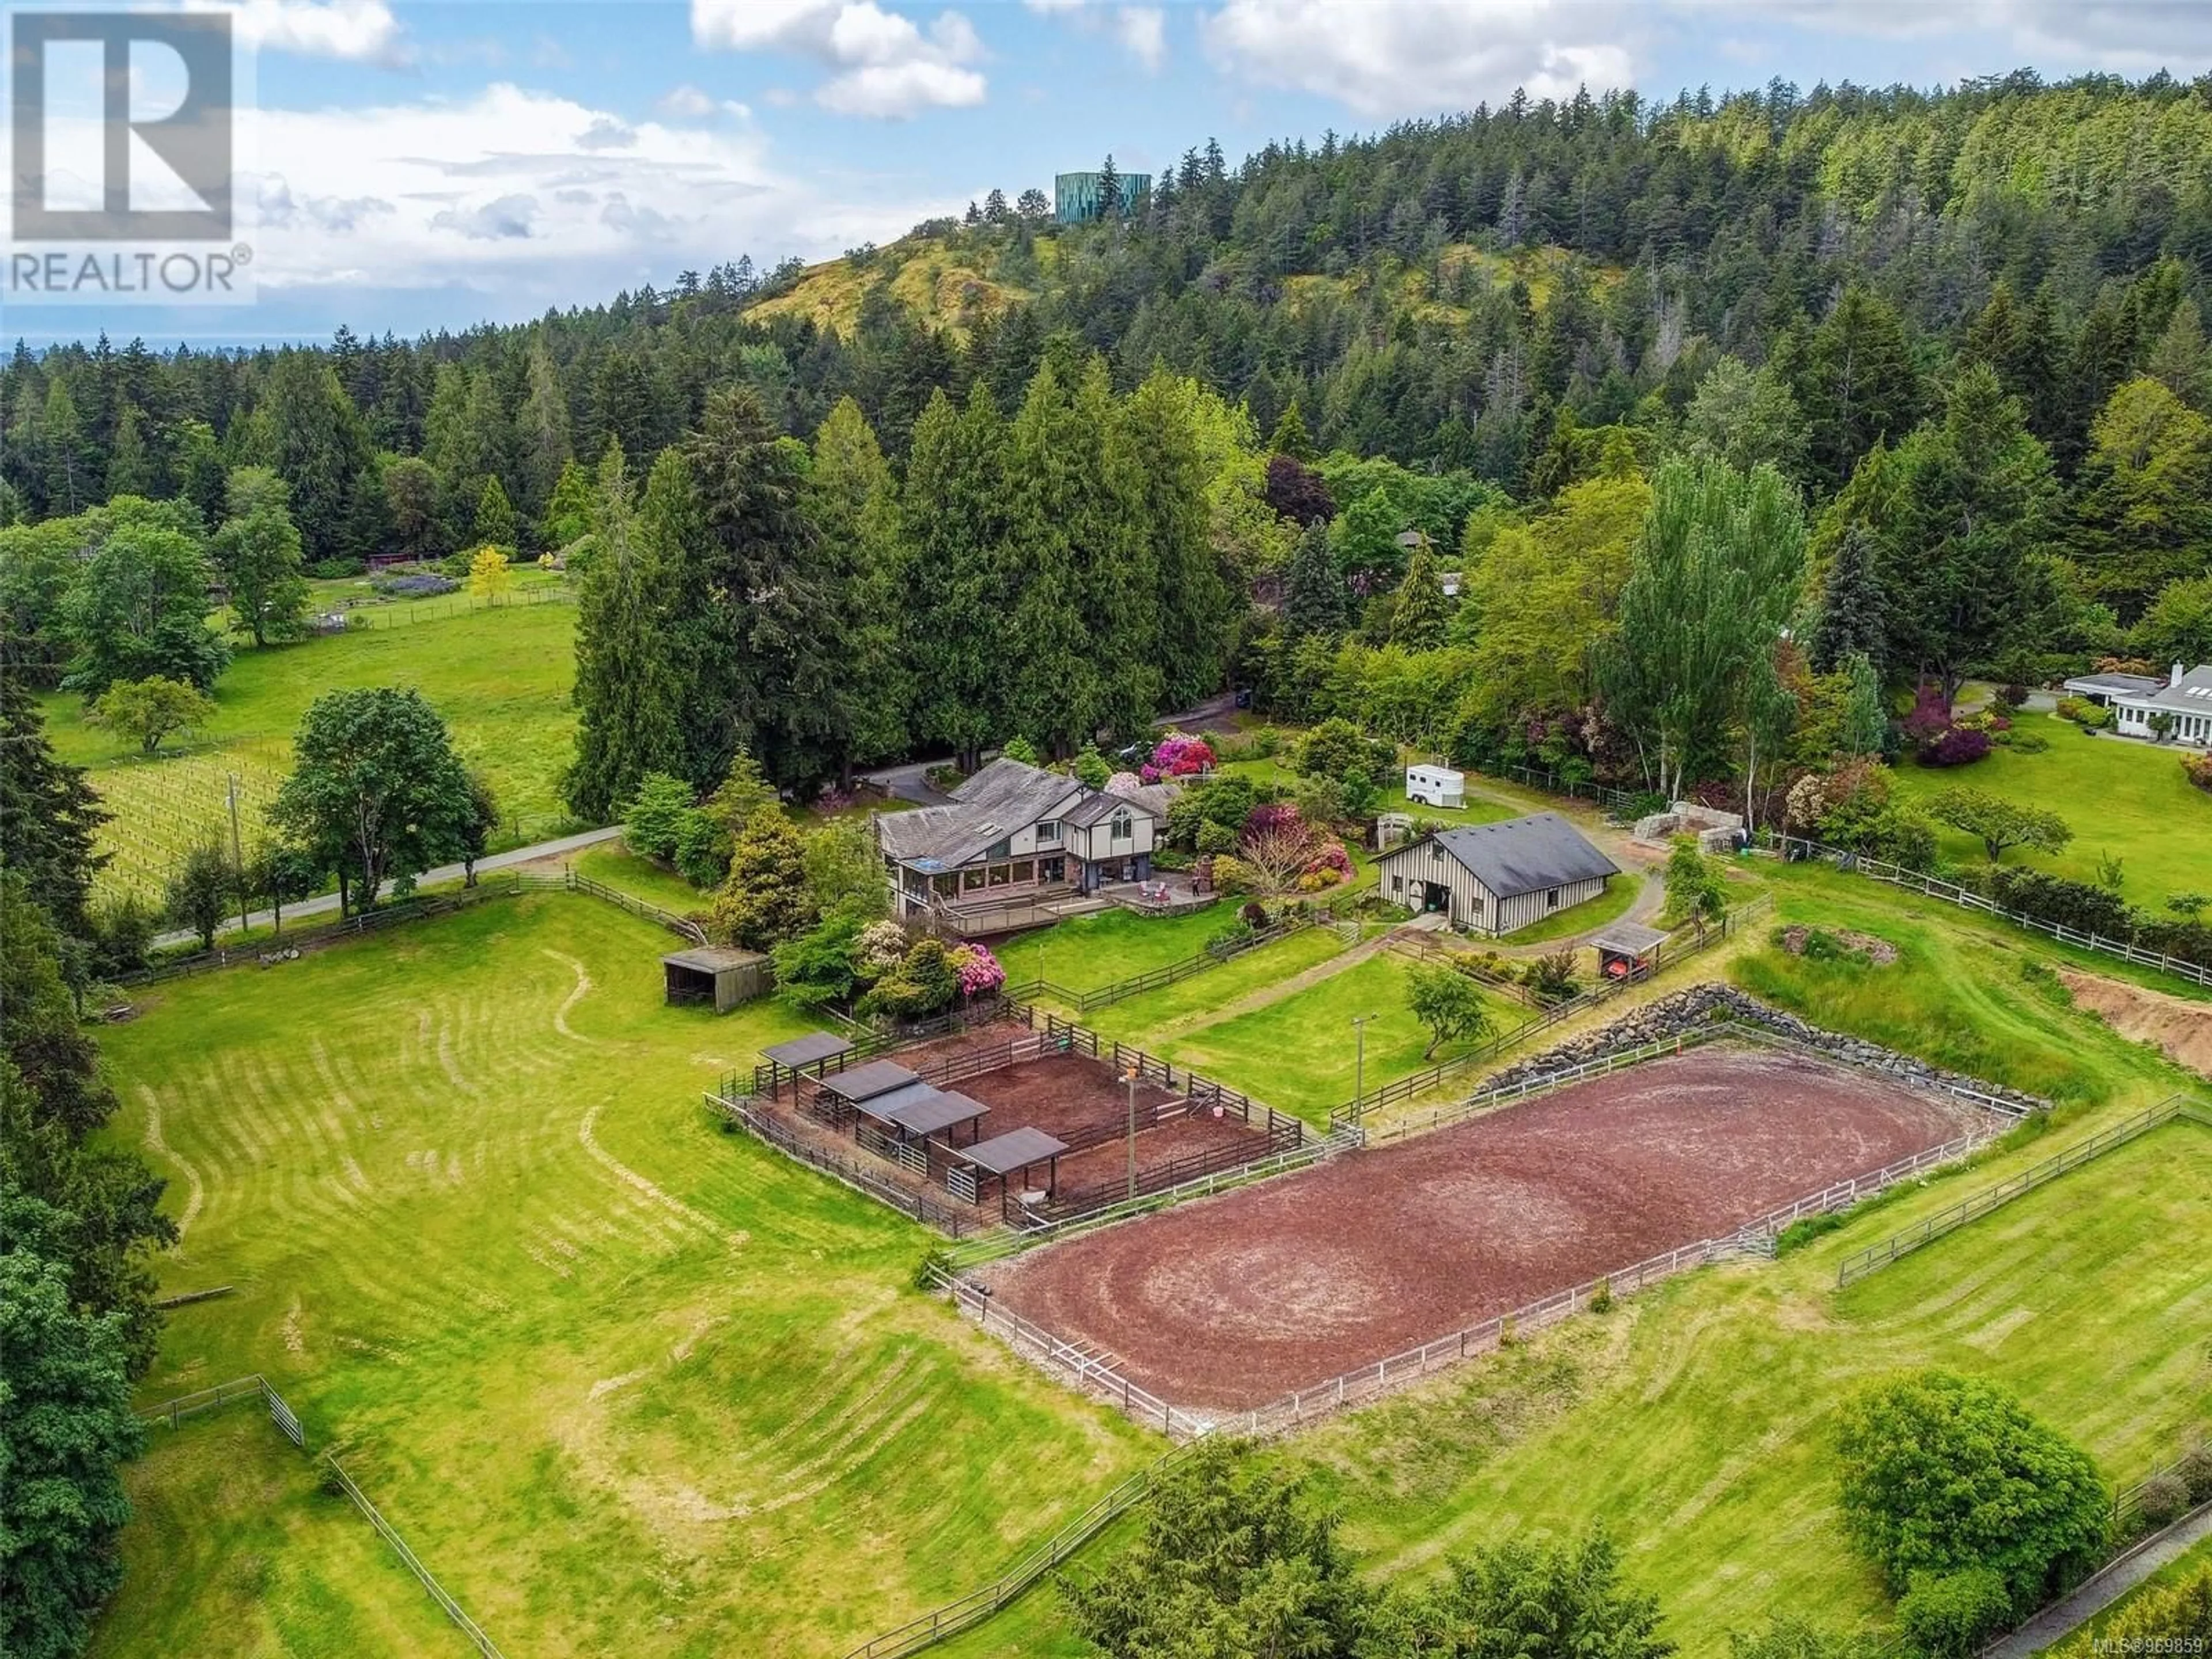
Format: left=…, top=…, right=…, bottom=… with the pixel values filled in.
left=1593, top=922, right=1669, bottom=982
left=955, top=1126, right=1069, bottom=1203
left=759, top=1032, right=853, bottom=1099
left=818, top=1059, right=923, bottom=1105
left=662, top=946, right=771, bottom=1013
left=868, top=1086, right=991, bottom=1147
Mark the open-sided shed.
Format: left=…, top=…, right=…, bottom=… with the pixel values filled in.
left=953, top=1126, right=1069, bottom=1203
left=1593, top=921, right=1669, bottom=982
left=759, top=1032, right=854, bottom=1099
left=662, top=946, right=771, bottom=1013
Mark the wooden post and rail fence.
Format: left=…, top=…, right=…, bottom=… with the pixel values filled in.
left=137, top=1373, right=506, bottom=1657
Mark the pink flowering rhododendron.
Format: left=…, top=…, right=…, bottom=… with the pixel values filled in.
left=1150, top=732, right=1215, bottom=777
left=1301, top=842, right=1353, bottom=881
left=1107, top=771, right=1143, bottom=796
left=948, top=942, right=1006, bottom=997
left=1242, top=801, right=1308, bottom=844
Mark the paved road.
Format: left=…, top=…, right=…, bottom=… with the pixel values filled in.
left=151, top=824, right=626, bottom=949
left=857, top=757, right=957, bottom=806
left=1987, top=1499, right=2212, bottom=1657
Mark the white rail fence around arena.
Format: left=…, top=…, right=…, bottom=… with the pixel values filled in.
left=946, top=1021, right=2031, bottom=1441
left=1835, top=1096, right=2211, bottom=1286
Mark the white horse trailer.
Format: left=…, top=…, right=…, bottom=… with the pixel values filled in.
left=1405, top=764, right=1465, bottom=809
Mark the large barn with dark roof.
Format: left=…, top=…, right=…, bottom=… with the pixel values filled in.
left=1373, top=812, right=1620, bottom=936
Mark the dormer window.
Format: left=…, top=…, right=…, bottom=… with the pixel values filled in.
left=1036, top=820, right=1061, bottom=844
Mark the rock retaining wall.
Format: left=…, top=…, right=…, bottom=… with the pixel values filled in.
left=1482, top=983, right=2048, bottom=1115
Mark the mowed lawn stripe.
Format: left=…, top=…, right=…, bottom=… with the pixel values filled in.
left=99, top=895, right=1152, bottom=1658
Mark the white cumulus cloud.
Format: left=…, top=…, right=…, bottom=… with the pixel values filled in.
left=240, top=83, right=952, bottom=307
left=225, top=0, right=411, bottom=66
left=1026, top=0, right=1172, bottom=70
left=1115, top=7, right=1168, bottom=70
left=1200, top=0, right=1637, bottom=119
left=690, top=0, right=987, bottom=117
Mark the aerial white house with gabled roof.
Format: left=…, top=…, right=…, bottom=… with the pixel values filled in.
left=2061, top=662, right=2212, bottom=748
left=1373, top=812, right=1621, bottom=936
left=876, top=757, right=1161, bottom=922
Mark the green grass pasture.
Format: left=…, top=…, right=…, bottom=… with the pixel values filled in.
left=1887, top=714, right=2212, bottom=908
left=1156, top=952, right=1524, bottom=1123
left=94, top=895, right=1149, bottom=1658
left=42, top=601, right=580, bottom=902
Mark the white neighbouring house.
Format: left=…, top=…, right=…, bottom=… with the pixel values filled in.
left=2060, top=663, right=2212, bottom=748
left=876, top=757, right=1162, bottom=922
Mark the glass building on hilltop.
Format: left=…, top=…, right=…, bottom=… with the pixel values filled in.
left=1055, top=171, right=1152, bottom=224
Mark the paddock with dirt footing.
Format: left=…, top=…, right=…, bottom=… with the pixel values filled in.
left=975, top=1044, right=1987, bottom=1411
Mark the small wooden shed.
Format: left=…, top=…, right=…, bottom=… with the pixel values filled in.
left=662, top=945, right=772, bottom=1013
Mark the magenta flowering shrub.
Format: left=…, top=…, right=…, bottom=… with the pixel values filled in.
left=815, top=785, right=857, bottom=812
left=1150, top=732, right=1216, bottom=777
left=1242, top=801, right=1308, bottom=844
left=1918, top=727, right=1992, bottom=767
left=948, top=942, right=1006, bottom=997
left=1903, top=685, right=1953, bottom=744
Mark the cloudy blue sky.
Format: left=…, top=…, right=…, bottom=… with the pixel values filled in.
left=8, top=0, right=2212, bottom=345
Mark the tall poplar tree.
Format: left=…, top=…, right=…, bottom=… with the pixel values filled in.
left=1601, top=456, right=1805, bottom=801
left=565, top=442, right=683, bottom=820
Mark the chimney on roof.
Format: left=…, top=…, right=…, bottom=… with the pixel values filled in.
left=2177, top=662, right=2187, bottom=687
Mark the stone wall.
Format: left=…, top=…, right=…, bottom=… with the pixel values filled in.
left=1481, top=983, right=2048, bottom=1116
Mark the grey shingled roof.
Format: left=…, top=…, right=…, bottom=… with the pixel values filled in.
left=2130, top=665, right=2212, bottom=714
left=1400, top=812, right=1619, bottom=900
left=876, top=759, right=1092, bottom=870
left=816, top=1060, right=922, bottom=1103
left=2063, top=672, right=2166, bottom=696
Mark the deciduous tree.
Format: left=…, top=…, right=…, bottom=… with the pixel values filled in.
left=58, top=514, right=229, bottom=696
left=86, top=675, right=215, bottom=754
left=270, top=688, right=474, bottom=911
left=1835, top=1369, right=2107, bottom=1617
left=213, top=467, right=310, bottom=645
left=1929, top=787, right=2073, bottom=862
left=1406, top=962, right=1493, bottom=1059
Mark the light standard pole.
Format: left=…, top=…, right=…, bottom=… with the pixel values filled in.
left=1352, top=1014, right=1373, bottom=1115
left=1124, top=1066, right=1140, bottom=1200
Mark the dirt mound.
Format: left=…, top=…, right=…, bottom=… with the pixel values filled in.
left=1780, top=925, right=1899, bottom=966
left=2059, top=970, right=2212, bottom=1080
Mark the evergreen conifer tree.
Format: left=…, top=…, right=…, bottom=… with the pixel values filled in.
left=1285, top=519, right=1347, bottom=638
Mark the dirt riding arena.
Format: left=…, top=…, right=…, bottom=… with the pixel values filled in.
left=978, top=1044, right=1983, bottom=1410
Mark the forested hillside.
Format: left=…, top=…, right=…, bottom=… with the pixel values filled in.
left=5, top=70, right=2211, bottom=806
